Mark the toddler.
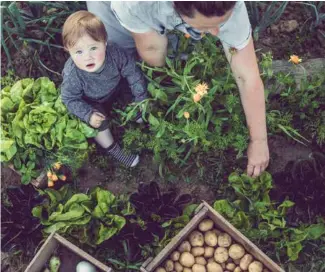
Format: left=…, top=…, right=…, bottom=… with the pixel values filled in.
left=61, top=11, right=147, bottom=167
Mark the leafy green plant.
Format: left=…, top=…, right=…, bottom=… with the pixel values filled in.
left=1, top=1, right=85, bottom=67
left=0, top=77, right=96, bottom=183
left=213, top=172, right=325, bottom=261
left=299, top=1, right=325, bottom=30
left=1, top=185, right=44, bottom=254
left=119, top=35, right=249, bottom=170
left=246, top=1, right=288, bottom=40
left=32, top=185, right=133, bottom=246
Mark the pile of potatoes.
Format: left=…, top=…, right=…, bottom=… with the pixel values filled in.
left=155, top=219, right=270, bottom=272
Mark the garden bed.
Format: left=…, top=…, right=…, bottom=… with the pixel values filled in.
left=1, top=1, right=325, bottom=272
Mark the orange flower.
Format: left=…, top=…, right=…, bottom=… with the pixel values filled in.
left=51, top=174, right=58, bottom=181
left=59, top=175, right=67, bottom=181
left=184, top=33, right=191, bottom=39
left=193, top=93, right=202, bottom=103
left=194, top=82, right=209, bottom=96
left=48, top=180, right=54, bottom=187
left=289, top=55, right=302, bottom=64
left=53, top=162, right=61, bottom=170
left=47, top=171, right=52, bottom=178
left=229, top=47, right=237, bottom=55
left=183, top=112, right=190, bottom=119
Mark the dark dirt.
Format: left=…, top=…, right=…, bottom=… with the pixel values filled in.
left=1, top=3, right=324, bottom=271
left=255, top=2, right=325, bottom=60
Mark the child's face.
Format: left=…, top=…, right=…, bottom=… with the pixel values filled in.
left=67, top=34, right=106, bottom=72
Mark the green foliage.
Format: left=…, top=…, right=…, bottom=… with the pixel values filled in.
left=0, top=70, right=19, bottom=89
left=0, top=77, right=96, bottom=184
left=246, top=1, right=288, bottom=40
left=120, top=35, right=249, bottom=168
left=1, top=1, right=86, bottom=66
left=32, top=185, right=133, bottom=246
left=213, top=172, right=325, bottom=261
left=299, top=1, right=325, bottom=30
left=267, top=70, right=325, bottom=146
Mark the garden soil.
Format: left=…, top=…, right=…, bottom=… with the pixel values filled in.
left=1, top=2, right=325, bottom=271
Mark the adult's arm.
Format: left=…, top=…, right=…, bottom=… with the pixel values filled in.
left=223, top=37, right=269, bottom=177
left=131, top=31, right=168, bottom=67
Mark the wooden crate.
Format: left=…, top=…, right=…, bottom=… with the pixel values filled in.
left=24, top=232, right=113, bottom=272
left=141, top=201, right=285, bottom=272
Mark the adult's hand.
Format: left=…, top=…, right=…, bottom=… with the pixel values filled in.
left=247, top=139, right=269, bottom=177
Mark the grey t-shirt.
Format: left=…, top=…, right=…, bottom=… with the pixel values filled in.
left=87, top=1, right=251, bottom=51
left=61, top=44, right=147, bottom=123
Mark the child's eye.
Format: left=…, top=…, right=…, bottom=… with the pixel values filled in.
left=90, top=47, right=97, bottom=51
left=75, top=50, right=82, bottom=55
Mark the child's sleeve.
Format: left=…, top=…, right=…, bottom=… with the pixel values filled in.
left=60, top=71, right=94, bottom=124
left=112, top=46, right=148, bottom=102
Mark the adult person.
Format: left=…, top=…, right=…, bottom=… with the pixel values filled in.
left=87, top=1, right=269, bottom=177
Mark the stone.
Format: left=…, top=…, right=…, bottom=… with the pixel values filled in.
left=280, top=20, right=299, bottom=33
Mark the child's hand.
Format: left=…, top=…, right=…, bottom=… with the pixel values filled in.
left=89, top=112, right=106, bottom=128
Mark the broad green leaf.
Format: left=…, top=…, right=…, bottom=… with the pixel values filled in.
left=0, top=139, right=17, bottom=161
left=213, top=199, right=236, bottom=219
left=149, top=114, right=160, bottom=127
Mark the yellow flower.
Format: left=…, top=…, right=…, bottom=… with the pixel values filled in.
left=193, top=93, right=202, bottom=103
left=53, top=162, right=61, bottom=170
left=289, top=55, right=302, bottom=64
left=184, top=33, right=191, bottom=39
left=183, top=112, right=190, bottom=119
left=194, top=82, right=209, bottom=96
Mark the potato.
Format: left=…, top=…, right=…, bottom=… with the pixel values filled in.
left=198, top=219, right=214, bottom=232
left=192, top=264, right=206, bottom=272
left=214, top=247, right=229, bottom=263
left=174, top=262, right=183, bottom=272
left=226, top=262, right=236, bottom=271
left=212, top=228, right=222, bottom=236
left=207, top=257, right=215, bottom=263
left=207, top=262, right=223, bottom=272
left=184, top=268, right=192, bottom=272
left=165, top=260, right=174, bottom=272
left=195, top=257, right=207, bottom=266
left=234, top=267, right=242, bottom=272
left=179, top=241, right=192, bottom=253
left=171, top=251, right=180, bottom=261
left=233, top=258, right=240, bottom=265
left=189, top=231, right=204, bottom=247
left=179, top=252, right=195, bottom=268
left=228, top=244, right=245, bottom=260
left=155, top=268, right=166, bottom=272
left=248, top=261, right=263, bottom=272
left=218, top=233, right=232, bottom=247
left=204, top=247, right=215, bottom=258
left=191, top=247, right=205, bottom=256
left=204, top=231, right=218, bottom=247
left=239, top=254, right=253, bottom=270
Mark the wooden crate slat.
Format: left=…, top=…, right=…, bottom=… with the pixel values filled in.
left=24, top=232, right=58, bottom=272
left=204, top=201, right=285, bottom=272
left=141, top=201, right=285, bottom=272
left=141, top=205, right=209, bottom=272
left=24, top=232, right=113, bottom=272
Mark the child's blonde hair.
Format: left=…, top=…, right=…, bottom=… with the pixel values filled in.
left=62, top=10, right=107, bottom=49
